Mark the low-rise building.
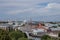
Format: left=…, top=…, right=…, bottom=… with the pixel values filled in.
left=0, top=24, right=13, bottom=31
left=47, top=27, right=60, bottom=37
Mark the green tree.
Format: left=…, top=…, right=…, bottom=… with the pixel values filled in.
left=18, top=37, right=28, bottom=40
left=0, top=29, right=28, bottom=40
left=41, top=35, right=52, bottom=40
left=0, top=29, right=11, bottom=40
left=9, top=31, right=25, bottom=40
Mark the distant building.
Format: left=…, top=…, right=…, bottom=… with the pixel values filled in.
left=47, top=30, right=59, bottom=37
left=0, top=24, right=13, bottom=31
left=0, top=21, right=8, bottom=24
left=47, top=27, right=60, bottom=37
left=31, top=23, right=48, bottom=36
left=44, top=23, right=58, bottom=28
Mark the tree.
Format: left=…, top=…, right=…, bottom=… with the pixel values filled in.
left=58, top=33, right=60, bottom=37
left=9, top=31, right=25, bottom=40
left=18, top=37, right=28, bottom=40
left=0, top=29, right=11, bottom=40
left=0, top=29, right=28, bottom=40
left=23, top=33, right=28, bottom=38
left=41, top=35, right=52, bottom=40
left=58, top=25, right=60, bottom=27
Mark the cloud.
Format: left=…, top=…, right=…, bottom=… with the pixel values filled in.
left=23, top=3, right=60, bottom=16
left=0, top=0, right=60, bottom=16
left=7, top=8, right=34, bottom=14
left=45, top=3, right=60, bottom=8
left=0, top=0, right=60, bottom=21
left=5, top=2, right=60, bottom=16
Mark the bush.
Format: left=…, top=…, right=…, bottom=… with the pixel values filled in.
left=9, top=30, right=27, bottom=40
left=0, top=29, right=28, bottom=40
left=0, top=29, right=11, bottom=40
left=41, top=35, right=52, bottom=40
left=18, top=37, right=28, bottom=40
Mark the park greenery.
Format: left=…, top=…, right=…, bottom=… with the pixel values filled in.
left=0, top=29, right=60, bottom=40
left=0, top=29, right=28, bottom=40
left=41, top=35, right=52, bottom=40
left=41, top=35, right=60, bottom=40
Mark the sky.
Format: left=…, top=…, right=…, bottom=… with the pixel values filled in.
left=0, top=0, right=60, bottom=22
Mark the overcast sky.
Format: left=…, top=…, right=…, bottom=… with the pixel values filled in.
left=0, top=0, right=60, bottom=21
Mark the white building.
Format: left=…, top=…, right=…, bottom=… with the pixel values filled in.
left=0, top=24, right=13, bottom=30
left=44, top=23, right=58, bottom=27
left=32, top=28, right=46, bottom=35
